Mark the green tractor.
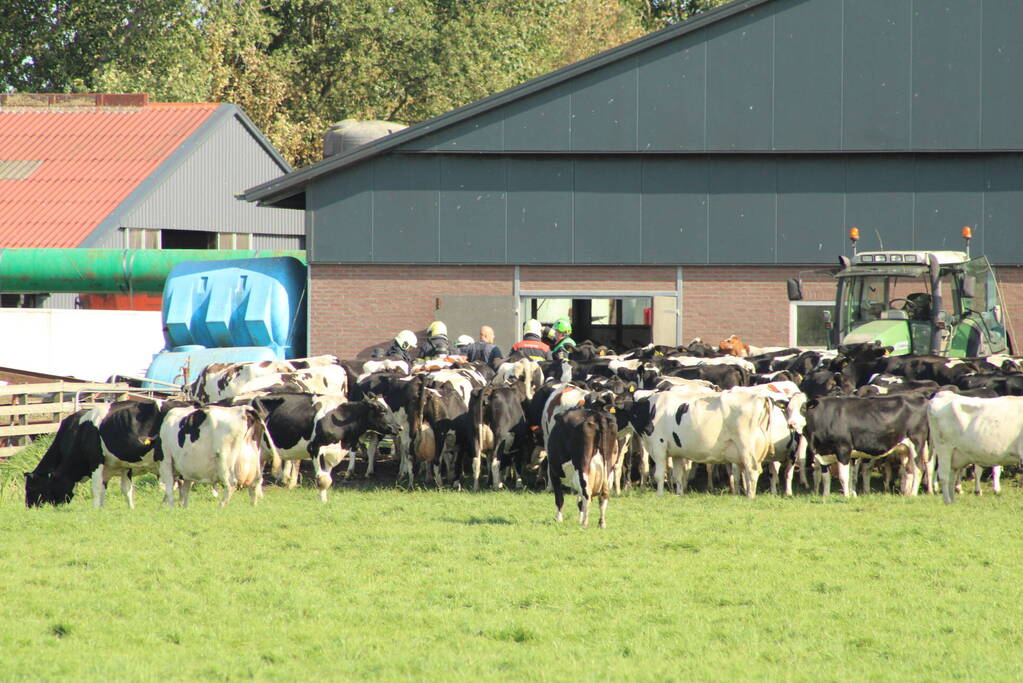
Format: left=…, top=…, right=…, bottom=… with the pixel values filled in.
left=788, top=229, right=1011, bottom=357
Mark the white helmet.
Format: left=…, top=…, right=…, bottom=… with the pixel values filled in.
left=523, top=318, right=542, bottom=337
left=456, top=334, right=474, bottom=347
left=395, top=330, right=417, bottom=350
left=427, top=320, right=448, bottom=337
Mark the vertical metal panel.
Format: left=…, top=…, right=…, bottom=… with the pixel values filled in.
left=123, top=113, right=301, bottom=235
left=913, top=157, right=983, bottom=249
left=983, top=155, right=1023, bottom=264
left=438, top=157, right=506, bottom=263
left=506, top=159, right=574, bottom=263
left=400, top=108, right=504, bottom=151
left=371, top=156, right=439, bottom=262
left=705, top=6, right=774, bottom=150
left=774, top=0, right=843, bottom=149
left=776, top=158, right=846, bottom=263
left=574, top=159, right=642, bottom=263
left=252, top=234, right=304, bottom=250
left=842, top=0, right=912, bottom=150
left=844, top=157, right=914, bottom=250
left=707, top=158, right=776, bottom=262
left=637, top=37, right=706, bottom=150
left=641, top=158, right=708, bottom=264
left=911, top=0, right=982, bottom=150
left=502, top=88, right=572, bottom=151
left=981, top=0, right=1023, bottom=149
left=569, top=57, right=638, bottom=151
left=309, top=163, right=373, bottom=263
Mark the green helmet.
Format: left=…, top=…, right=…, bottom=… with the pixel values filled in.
left=553, top=317, right=572, bottom=335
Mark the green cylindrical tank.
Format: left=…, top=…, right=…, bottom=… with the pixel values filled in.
left=0, top=249, right=306, bottom=293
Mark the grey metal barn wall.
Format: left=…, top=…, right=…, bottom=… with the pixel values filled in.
left=118, top=111, right=301, bottom=238
left=308, top=153, right=1023, bottom=266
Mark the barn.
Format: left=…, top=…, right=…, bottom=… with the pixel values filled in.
left=243, top=0, right=1023, bottom=357
left=0, top=92, right=302, bottom=310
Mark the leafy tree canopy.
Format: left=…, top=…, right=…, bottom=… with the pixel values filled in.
left=0, top=0, right=727, bottom=167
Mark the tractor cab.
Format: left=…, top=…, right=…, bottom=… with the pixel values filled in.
left=788, top=229, right=1010, bottom=356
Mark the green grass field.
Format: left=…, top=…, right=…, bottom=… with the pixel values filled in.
left=2, top=439, right=1022, bottom=680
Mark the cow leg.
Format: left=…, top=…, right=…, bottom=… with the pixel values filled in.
left=795, top=435, right=809, bottom=489
left=638, top=442, right=651, bottom=488
left=972, top=465, right=983, bottom=495
left=472, top=453, right=483, bottom=493
left=552, top=470, right=565, bottom=522
left=992, top=466, right=1003, bottom=495
left=836, top=461, right=852, bottom=497
left=160, top=458, right=177, bottom=508
left=91, top=467, right=108, bottom=508
left=313, top=454, right=332, bottom=503
left=937, top=446, right=956, bottom=504
left=578, top=486, right=590, bottom=528
left=250, top=471, right=263, bottom=505
left=598, top=491, right=609, bottom=529
left=783, top=460, right=796, bottom=497
left=218, top=482, right=234, bottom=508
left=860, top=459, right=875, bottom=495
left=817, top=460, right=830, bottom=497
left=729, top=464, right=740, bottom=496
left=120, top=473, right=135, bottom=509
left=433, top=463, right=444, bottom=490
left=924, top=445, right=936, bottom=495
left=490, top=440, right=505, bottom=490
left=766, top=460, right=780, bottom=496
left=180, top=479, right=192, bottom=508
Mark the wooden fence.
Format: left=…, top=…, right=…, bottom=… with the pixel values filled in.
left=0, top=382, right=175, bottom=459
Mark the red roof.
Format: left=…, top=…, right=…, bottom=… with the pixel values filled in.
left=0, top=100, right=219, bottom=247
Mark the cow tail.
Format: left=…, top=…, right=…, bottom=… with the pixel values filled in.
left=252, top=410, right=282, bottom=479
left=761, top=397, right=775, bottom=461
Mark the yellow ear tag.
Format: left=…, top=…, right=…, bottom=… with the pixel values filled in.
left=609, top=407, right=616, bottom=414
left=629, top=385, right=635, bottom=392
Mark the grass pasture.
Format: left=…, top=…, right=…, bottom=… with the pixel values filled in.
left=2, top=440, right=1023, bottom=680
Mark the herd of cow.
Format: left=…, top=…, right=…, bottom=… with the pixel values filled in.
left=20, top=337, right=1023, bottom=527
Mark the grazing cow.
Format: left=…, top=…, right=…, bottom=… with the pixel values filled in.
left=802, top=394, right=929, bottom=497
left=631, top=389, right=772, bottom=497
left=404, top=381, right=470, bottom=488
left=719, top=335, right=751, bottom=357
left=158, top=404, right=281, bottom=507
left=547, top=406, right=620, bottom=528
left=250, top=393, right=401, bottom=501
left=927, top=391, right=1023, bottom=504
left=24, top=400, right=164, bottom=508
left=469, top=382, right=532, bottom=491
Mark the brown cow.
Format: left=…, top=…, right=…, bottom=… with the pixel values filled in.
left=719, top=334, right=751, bottom=358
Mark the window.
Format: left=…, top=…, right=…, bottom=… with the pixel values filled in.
left=790, top=301, right=832, bottom=348
left=125, top=228, right=160, bottom=249
left=217, top=232, right=252, bottom=249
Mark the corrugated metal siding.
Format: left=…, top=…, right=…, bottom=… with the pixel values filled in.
left=309, top=153, right=1023, bottom=266
left=121, top=111, right=301, bottom=235
left=400, top=0, right=1018, bottom=154
left=252, top=233, right=304, bottom=250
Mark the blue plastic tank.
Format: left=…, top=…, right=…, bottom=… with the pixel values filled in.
left=144, top=257, right=307, bottom=388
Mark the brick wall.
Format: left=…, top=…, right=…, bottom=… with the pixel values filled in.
left=311, top=263, right=1023, bottom=358
left=310, top=264, right=513, bottom=358
left=995, top=266, right=1023, bottom=351
left=681, top=266, right=836, bottom=348
left=519, top=266, right=677, bottom=292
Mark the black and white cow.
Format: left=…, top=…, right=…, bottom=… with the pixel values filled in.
left=24, top=399, right=164, bottom=508
left=404, top=380, right=470, bottom=488
left=547, top=406, right=620, bottom=528
left=158, top=404, right=281, bottom=507
left=801, top=394, right=930, bottom=497
left=249, top=393, right=401, bottom=501
left=469, top=382, right=532, bottom=491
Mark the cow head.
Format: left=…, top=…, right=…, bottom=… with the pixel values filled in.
left=24, top=471, right=75, bottom=507
left=363, top=394, right=402, bottom=436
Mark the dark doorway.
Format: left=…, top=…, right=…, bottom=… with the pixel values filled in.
left=161, top=230, right=216, bottom=249
left=527, top=296, right=653, bottom=350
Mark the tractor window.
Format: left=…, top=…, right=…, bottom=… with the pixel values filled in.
left=848, top=276, right=887, bottom=323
